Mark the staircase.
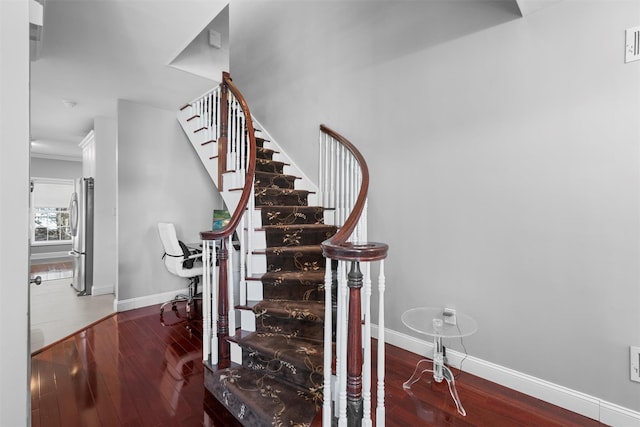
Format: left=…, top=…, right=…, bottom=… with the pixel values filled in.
left=178, top=73, right=388, bottom=427
left=203, top=136, right=337, bottom=426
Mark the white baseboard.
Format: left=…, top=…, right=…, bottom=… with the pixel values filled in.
left=114, top=287, right=189, bottom=312
left=91, top=283, right=114, bottom=296
left=372, top=325, right=640, bottom=426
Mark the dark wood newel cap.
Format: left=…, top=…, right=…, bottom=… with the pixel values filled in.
left=321, top=241, right=388, bottom=262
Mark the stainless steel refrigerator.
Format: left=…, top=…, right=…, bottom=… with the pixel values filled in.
left=69, top=177, right=94, bottom=296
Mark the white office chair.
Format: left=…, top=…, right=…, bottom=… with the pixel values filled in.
left=157, top=222, right=203, bottom=319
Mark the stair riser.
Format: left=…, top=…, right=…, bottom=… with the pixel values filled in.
left=240, top=309, right=256, bottom=332
left=254, top=315, right=324, bottom=341
left=263, top=282, right=325, bottom=302
left=246, top=279, right=264, bottom=300
left=264, top=227, right=337, bottom=247
left=242, top=349, right=323, bottom=392
left=256, top=191, right=309, bottom=207
left=256, top=160, right=285, bottom=174
left=256, top=148, right=274, bottom=161
left=231, top=341, right=243, bottom=365
left=261, top=206, right=325, bottom=226
left=266, top=251, right=326, bottom=273
left=255, top=174, right=296, bottom=189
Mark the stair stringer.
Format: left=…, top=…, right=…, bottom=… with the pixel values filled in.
left=177, top=102, right=319, bottom=213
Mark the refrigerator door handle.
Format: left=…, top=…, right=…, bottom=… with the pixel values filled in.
left=69, top=192, right=79, bottom=237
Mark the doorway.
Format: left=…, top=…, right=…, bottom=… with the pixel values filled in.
left=28, top=160, right=114, bottom=353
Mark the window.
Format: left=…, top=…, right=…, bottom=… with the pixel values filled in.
left=31, top=178, right=74, bottom=244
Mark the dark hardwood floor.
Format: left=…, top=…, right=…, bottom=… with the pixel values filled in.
left=30, top=303, right=607, bottom=427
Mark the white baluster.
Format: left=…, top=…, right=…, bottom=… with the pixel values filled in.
left=323, top=135, right=330, bottom=209
left=213, top=90, right=219, bottom=141
left=335, top=142, right=340, bottom=224
left=195, top=99, right=200, bottom=129
left=227, top=97, right=237, bottom=174
left=322, top=257, right=333, bottom=427
left=204, top=95, right=208, bottom=135
left=341, top=144, right=348, bottom=226
left=208, top=92, right=213, bottom=142
left=211, top=241, right=219, bottom=366
left=376, top=260, right=386, bottom=427
left=202, top=238, right=210, bottom=362
left=353, top=154, right=358, bottom=230
left=338, top=260, right=348, bottom=427
left=362, top=261, right=372, bottom=426
left=329, top=138, right=336, bottom=210
left=238, top=111, right=245, bottom=187
left=227, top=236, right=235, bottom=335
left=246, top=183, right=255, bottom=278
left=239, top=214, right=247, bottom=307
left=318, top=132, right=324, bottom=209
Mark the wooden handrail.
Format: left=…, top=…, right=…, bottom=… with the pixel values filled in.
left=319, top=124, right=388, bottom=262
left=201, top=72, right=257, bottom=242
left=319, top=125, right=388, bottom=426
left=200, top=72, right=257, bottom=369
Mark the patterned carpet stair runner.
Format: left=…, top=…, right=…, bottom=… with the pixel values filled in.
left=205, top=137, right=337, bottom=426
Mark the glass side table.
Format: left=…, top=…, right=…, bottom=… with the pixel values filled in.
left=401, top=307, right=478, bottom=416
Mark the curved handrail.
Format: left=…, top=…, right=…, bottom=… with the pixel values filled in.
left=201, top=72, right=257, bottom=242
left=319, top=124, right=388, bottom=261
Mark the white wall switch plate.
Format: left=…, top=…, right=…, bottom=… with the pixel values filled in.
left=631, top=346, right=640, bottom=382
left=443, top=308, right=457, bottom=326
left=625, top=26, right=640, bottom=63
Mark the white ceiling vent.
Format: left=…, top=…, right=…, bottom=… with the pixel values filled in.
left=625, top=26, right=640, bottom=63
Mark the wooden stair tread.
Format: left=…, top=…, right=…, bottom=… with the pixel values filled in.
left=237, top=331, right=324, bottom=365
left=205, top=367, right=319, bottom=427
left=235, top=300, right=261, bottom=310
left=258, top=223, right=337, bottom=231
left=252, top=245, right=323, bottom=255
left=254, top=205, right=327, bottom=210
left=253, top=299, right=326, bottom=321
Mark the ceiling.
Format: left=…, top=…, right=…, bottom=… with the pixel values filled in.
left=30, top=0, right=229, bottom=160
left=29, top=0, right=560, bottom=161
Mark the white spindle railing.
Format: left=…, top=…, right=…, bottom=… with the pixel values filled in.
left=376, top=260, right=386, bottom=427
left=322, top=257, right=333, bottom=423
left=337, top=260, right=348, bottom=427
left=319, top=125, right=388, bottom=427
left=185, top=86, right=253, bottom=192
left=202, top=239, right=218, bottom=365
left=187, top=75, right=256, bottom=367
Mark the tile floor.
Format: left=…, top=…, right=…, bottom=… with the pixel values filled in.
left=30, top=261, right=114, bottom=353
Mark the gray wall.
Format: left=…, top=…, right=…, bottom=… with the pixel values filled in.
left=30, top=157, right=82, bottom=179
left=117, top=99, right=223, bottom=301
left=30, top=157, right=82, bottom=258
left=93, top=117, right=117, bottom=294
left=0, top=0, right=30, bottom=424
left=230, top=0, right=640, bottom=411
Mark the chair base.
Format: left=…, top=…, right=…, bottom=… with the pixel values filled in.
left=160, top=294, right=203, bottom=315
left=160, top=276, right=202, bottom=323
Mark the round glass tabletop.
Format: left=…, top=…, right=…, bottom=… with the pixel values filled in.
left=402, top=307, right=478, bottom=338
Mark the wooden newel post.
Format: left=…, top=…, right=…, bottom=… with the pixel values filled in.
left=347, top=261, right=363, bottom=427
left=217, top=238, right=230, bottom=369
left=218, top=71, right=229, bottom=186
